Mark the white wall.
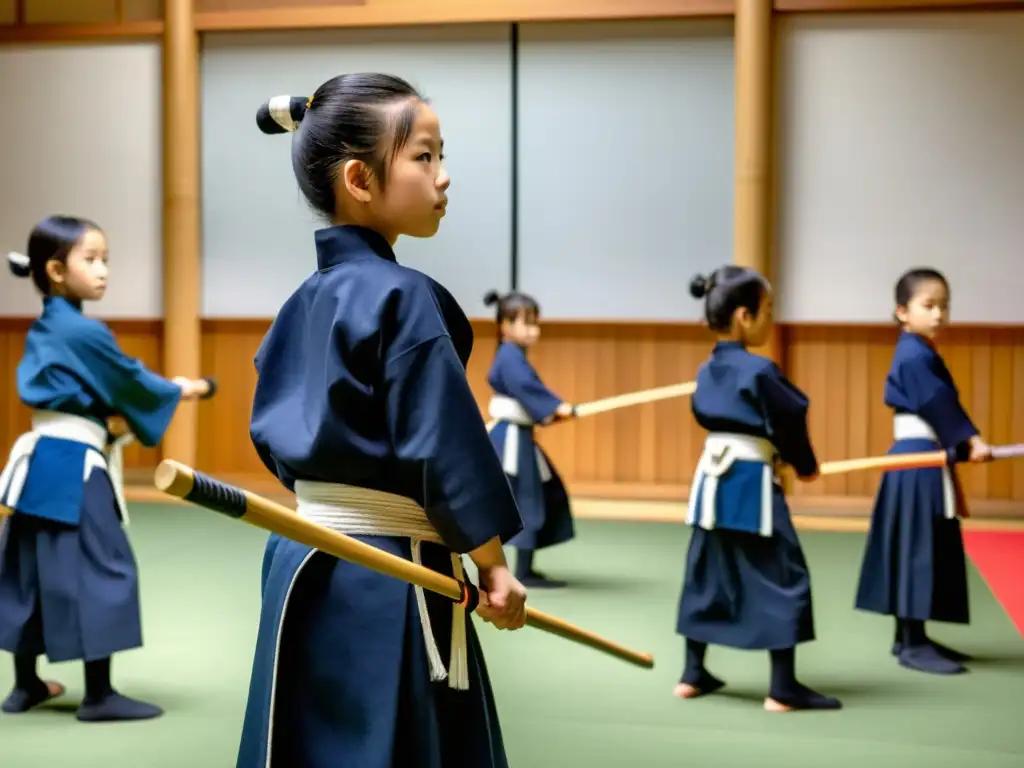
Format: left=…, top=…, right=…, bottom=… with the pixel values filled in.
left=0, top=43, right=163, bottom=318
left=200, top=26, right=513, bottom=319
left=776, top=12, right=1024, bottom=324
left=516, top=19, right=735, bottom=320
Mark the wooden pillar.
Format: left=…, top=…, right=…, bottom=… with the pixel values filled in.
left=161, top=0, right=201, bottom=466
left=733, top=0, right=780, bottom=364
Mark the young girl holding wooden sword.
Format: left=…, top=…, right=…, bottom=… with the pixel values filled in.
left=484, top=289, right=576, bottom=589
left=0, top=215, right=214, bottom=722
left=675, top=265, right=841, bottom=712
left=240, top=75, right=528, bottom=768
left=855, top=267, right=992, bottom=675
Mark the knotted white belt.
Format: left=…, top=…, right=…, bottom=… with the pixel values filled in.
left=893, top=414, right=958, bottom=519
left=486, top=395, right=553, bottom=482
left=685, top=433, right=777, bottom=537
left=488, top=394, right=533, bottom=426
left=293, top=480, right=470, bottom=690
left=0, top=411, right=133, bottom=525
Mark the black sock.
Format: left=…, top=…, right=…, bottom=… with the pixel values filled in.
left=516, top=549, right=534, bottom=580
left=901, top=619, right=927, bottom=648
left=84, top=658, right=113, bottom=702
left=769, top=647, right=797, bottom=695
left=682, top=639, right=707, bottom=682
left=894, top=618, right=904, bottom=645
left=13, top=654, right=41, bottom=692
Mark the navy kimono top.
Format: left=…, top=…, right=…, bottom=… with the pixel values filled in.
left=487, top=342, right=562, bottom=424
left=17, top=296, right=182, bottom=446
left=883, top=331, right=978, bottom=450
left=692, top=341, right=819, bottom=479
left=249, top=225, right=524, bottom=554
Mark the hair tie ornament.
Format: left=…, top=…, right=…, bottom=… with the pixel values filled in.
left=7, top=251, right=30, bottom=278
left=257, top=95, right=310, bottom=135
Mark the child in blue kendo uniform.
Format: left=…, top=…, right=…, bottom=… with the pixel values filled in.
left=237, top=76, right=528, bottom=768
left=855, top=267, right=992, bottom=675
left=674, top=266, right=841, bottom=712
left=484, top=289, right=576, bottom=589
left=0, top=215, right=213, bottom=721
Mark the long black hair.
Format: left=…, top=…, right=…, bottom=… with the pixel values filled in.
left=256, top=73, right=424, bottom=219
left=7, top=215, right=102, bottom=296
left=689, top=266, right=769, bottom=333
left=483, top=289, right=540, bottom=348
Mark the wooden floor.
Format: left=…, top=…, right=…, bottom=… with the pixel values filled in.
left=126, top=474, right=1024, bottom=533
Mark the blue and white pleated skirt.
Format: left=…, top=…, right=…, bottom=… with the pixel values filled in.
left=0, top=413, right=141, bottom=662
left=677, top=433, right=815, bottom=650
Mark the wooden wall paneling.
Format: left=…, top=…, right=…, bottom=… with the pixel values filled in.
left=194, top=0, right=735, bottom=31
left=1, top=319, right=1021, bottom=503
left=0, top=321, right=32, bottom=467
left=197, top=0, right=363, bottom=10
left=24, top=0, right=118, bottom=24
left=124, top=0, right=163, bottom=21
left=774, top=0, right=1024, bottom=11
left=1013, top=333, right=1024, bottom=500
left=0, top=20, right=162, bottom=41
left=196, top=319, right=268, bottom=476
left=987, top=328, right=1015, bottom=498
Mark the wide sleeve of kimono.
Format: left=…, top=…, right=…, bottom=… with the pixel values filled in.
left=72, top=320, right=182, bottom=447
left=496, top=345, right=563, bottom=423
left=385, top=336, right=524, bottom=554
left=899, top=354, right=978, bottom=448
left=249, top=330, right=293, bottom=487
left=756, top=363, right=819, bottom=478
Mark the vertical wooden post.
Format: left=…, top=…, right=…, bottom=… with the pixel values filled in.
left=733, top=0, right=779, bottom=363
left=161, top=0, right=201, bottom=466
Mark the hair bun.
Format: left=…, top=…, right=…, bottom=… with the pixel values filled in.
left=256, top=95, right=309, bottom=135
left=482, top=290, right=501, bottom=307
left=688, top=273, right=710, bottom=300
left=7, top=251, right=30, bottom=279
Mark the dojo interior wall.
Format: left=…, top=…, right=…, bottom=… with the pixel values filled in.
left=0, top=8, right=1022, bottom=504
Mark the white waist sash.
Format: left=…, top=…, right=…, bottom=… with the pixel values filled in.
left=486, top=395, right=552, bottom=482
left=0, top=411, right=133, bottom=525
left=294, top=480, right=470, bottom=691
left=685, top=433, right=778, bottom=537
left=893, top=414, right=958, bottom=520
left=488, top=395, right=533, bottom=426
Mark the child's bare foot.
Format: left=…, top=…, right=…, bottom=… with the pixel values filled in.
left=764, top=683, right=841, bottom=712
left=673, top=671, right=725, bottom=699
left=673, top=682, right=701, bottom=699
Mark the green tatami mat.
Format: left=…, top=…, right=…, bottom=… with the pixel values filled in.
left=2, top=505, right=1023, bottom=767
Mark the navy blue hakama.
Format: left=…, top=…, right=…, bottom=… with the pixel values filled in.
left=0, top=470, right=142, bottom=663
left=677, top=486, right=815, bottom=650
left=237, top=534, right=507, bottom=768
left=487, top=420, right=573, bottom=552
left=854, top=437, right=969, bottom=624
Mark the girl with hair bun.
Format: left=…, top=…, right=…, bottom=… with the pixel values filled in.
left=240, top=74, right=527, bottom=768
left=0, top=215, right=214, bottom=722
left=854, top=267, right=991, bottom=675
left=673, top=265, right=840, bottom=713
left=483, top=289, right=576, bottom=589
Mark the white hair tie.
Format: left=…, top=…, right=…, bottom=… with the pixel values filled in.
left=268, top=95, right=299, bottom=133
